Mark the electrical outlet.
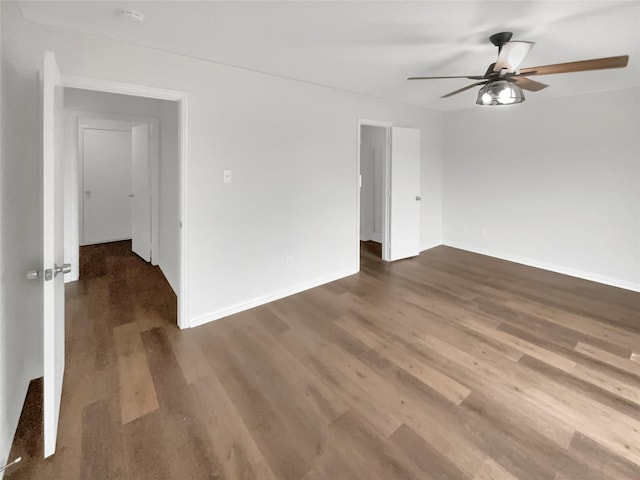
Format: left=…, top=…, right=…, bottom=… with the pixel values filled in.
left=223, top=170, right=232, bottom=184
left=462, top=224, right=468, bottom=233
left=481, top=227, right=487, bottom=236
left=286, top=256, right=293, bottom=268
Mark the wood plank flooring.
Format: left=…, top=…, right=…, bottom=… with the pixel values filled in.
left=5, top=240, right=640, bottom=479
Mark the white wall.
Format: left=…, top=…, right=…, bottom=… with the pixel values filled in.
left=1, top=1, right=44, bottom=470
left=63, top=88, right=180, bottom=292
left=443, top=87, right=640, bottom=290
left=2, top=4, right=443, bottom=327
left=360, top=125, right=385, bottom=243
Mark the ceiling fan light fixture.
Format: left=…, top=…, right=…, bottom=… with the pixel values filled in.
left=476, top=80, right=525, bottom=106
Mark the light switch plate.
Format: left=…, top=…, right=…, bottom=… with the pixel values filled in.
left=223, top=170, right=232, bottom=184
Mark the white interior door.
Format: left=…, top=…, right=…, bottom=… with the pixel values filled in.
left=388, top=127, right=421, bottom=261
left=82, top=129, right=132, bottom=245
left=42, top=51, right=65, bottom=458
left=131, top=124, right=151, bottom=262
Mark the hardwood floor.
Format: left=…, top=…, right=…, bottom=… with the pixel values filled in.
left=5, top=240, right=640, bottom=479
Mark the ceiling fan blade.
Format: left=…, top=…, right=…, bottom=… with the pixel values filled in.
left=519, top=55, right=629, bottom=76
left=512, top=77, right=548, bottom=92
left=407, top=75, right=485, bottom=80
left=441, top=81, right=488, bottom=98
left=494, top=41, right=535, bottom=73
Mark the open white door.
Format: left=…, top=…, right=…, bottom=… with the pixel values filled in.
left=42, top=51, right=66, bottom=458
left=131, top=124, right=151, bottom=262
left=388, top=127, right=421, bottom=261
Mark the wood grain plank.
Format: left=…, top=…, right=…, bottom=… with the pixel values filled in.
left=473, top=458, right=520, bottom=480
left=336, top=313, right=471, bottom=405
left=113, top=322, right=159, bottom=424
left=121, top=411, right=170, bottom=480
left=575, top=342, right=640, bottom=377
left=80, top=399, right=128, bottom=479
left=389, top=424, right=469, bottom=480
left=140, top=327, right=221, bottom=478
left=504, top=298, right=640, bottom=351
left=568, top=432, right=640, bottom=480
left=192, top=373, right=278, bottom=480
left=417, top=335, right=577, bottom=450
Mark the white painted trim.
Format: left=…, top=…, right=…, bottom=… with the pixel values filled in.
left=62, top=74, right=190, bottom=328
left=357, top=118, right=392, bottom=269
left=81, top=236, right=133, bottom=246
left=444, top=241, right=640, bottom=293
left=190, top=267, right=358, bottom=328
left=63, top=75, right=185, bottom=102
left=383, top=127, right=391, bottom=261
left=178, top=96, right=189, bottom=329
left=358, top=118, right=394, bottom=128
left=420, top=241, right=441, bottom=253
left=360, top=233, right=384, bottom=243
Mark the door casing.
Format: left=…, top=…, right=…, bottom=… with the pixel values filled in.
left=357, top=118, right=392, bottom=266
left=356, top=119, right=422, bottom=267
left=62, top=75, right=190, bottom=329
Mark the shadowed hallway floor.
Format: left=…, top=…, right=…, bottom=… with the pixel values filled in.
left=5, top=240, right=640, bottom=479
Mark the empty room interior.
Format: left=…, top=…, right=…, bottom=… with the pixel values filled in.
left=1, top=1, right=639, bottom=479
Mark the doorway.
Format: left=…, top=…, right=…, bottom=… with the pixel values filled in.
left=59, top=80, right=189, bottom=328
left=359, top=124, right=389, bottom=260
left=357, top=119, right=422, bottom=268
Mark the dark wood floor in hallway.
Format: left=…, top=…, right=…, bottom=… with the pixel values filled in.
left=6, top=240, right=640, bottom=479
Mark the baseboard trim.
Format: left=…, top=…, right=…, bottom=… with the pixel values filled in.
left=80, top=237, right=132, bottom=247
left=420, top=241, right=442, bottom=253
left=444, top=241, right=640, bottom=293
left=189, top=266, right=359, bottom=328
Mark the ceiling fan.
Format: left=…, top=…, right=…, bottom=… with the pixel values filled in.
left=408, top=32, right=629, bottom=105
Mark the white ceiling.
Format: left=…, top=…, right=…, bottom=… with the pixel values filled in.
left=16, top=1, right=640, bottom=111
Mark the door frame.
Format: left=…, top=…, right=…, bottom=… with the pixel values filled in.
left=63, top=75, right=190, bottom=329
left=356, top=118, right=392, bottom=268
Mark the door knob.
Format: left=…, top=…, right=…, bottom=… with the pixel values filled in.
left=54, top=263, right=72, bottom=277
